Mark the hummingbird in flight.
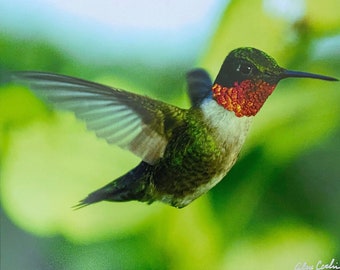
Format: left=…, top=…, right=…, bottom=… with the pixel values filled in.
left=11, top=47, right=338, bottom=209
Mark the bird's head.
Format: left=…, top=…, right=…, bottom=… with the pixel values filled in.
left=213, top=47, right=338, bottom=117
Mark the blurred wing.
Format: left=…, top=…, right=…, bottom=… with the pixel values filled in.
left=11, top=71, right=185, bottom=164
left=186, top=68, right=212, bottom=106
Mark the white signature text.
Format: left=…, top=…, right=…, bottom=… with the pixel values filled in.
left=295, top=259, right=340, bottom=270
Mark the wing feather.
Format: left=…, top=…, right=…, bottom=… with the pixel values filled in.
left=186, top=68, right=212, bottom=106
left=11, top=71, right=185, bottom=164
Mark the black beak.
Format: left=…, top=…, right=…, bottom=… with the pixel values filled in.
left=281, top=70, right=338, bottom=81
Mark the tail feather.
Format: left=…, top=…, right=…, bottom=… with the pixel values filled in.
left=73, top=161, right=151, bottom=209
left=73, top=184, right=120, bottom=210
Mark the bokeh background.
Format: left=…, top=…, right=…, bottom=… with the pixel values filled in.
left=1, top=0, right=339, bottom=269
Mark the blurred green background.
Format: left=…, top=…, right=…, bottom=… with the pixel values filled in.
left=1, top=0, right=340, bottom=269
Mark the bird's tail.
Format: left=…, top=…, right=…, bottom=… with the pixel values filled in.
left=73, top=162, right=151, bottom=209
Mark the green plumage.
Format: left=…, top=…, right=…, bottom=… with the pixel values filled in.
left=152, top=107, right=224, bottom=206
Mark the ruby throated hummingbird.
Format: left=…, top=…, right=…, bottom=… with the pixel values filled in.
left=11, top=47, right=338, bottom=208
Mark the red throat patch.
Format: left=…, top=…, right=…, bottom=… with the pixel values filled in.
left=212, top=80, right=276, bottom=117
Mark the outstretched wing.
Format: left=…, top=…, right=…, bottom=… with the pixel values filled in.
left=186, top=68, right=212, bottom=106
left=11, top=71, right=185, bottom=164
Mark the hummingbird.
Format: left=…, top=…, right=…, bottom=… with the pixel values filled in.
left=10, top=47, right=338, bottom=209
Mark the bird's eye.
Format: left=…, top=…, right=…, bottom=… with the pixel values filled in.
left=237, top=63, right=253, bottom=75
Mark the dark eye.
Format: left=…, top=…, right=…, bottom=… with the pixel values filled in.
left=237, top=63, right=253, bottom=75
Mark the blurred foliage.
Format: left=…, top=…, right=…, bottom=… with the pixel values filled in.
left=1, top=0, right=340, bottom=269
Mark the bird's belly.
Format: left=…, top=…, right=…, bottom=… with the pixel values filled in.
left=155, top=100, right=253, bottom=208
left=155, top=134, right=245, bottom=208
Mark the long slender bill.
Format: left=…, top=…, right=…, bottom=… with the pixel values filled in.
left=281, top=69, right=338, bottom=81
